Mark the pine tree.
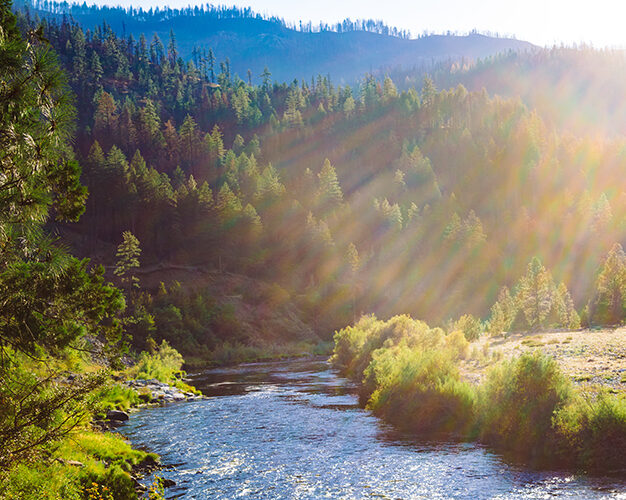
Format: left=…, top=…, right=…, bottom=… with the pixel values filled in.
left=114, top=230, right=141, bottom=290
left=93, top=91, right=118, bottom=141
left=593, top=243, right=626, bottom=325
left=555, top=282, right=580, bottom=329
left=179, top=114, right=199, bottom=171
left=488, top=301, right=507, bottom=336
left=317, top=159, right=343, bottom=209
left=518, top=257, right=554, bottom=331
left=382, top=75, right=398, bottom=102
left=0, top=2, right=123, bottom=468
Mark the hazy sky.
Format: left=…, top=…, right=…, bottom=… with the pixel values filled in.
left=82, top=0, right=626, bottom=48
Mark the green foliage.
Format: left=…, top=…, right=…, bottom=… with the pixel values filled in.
left=331, top=315, right=444, bottom=380
left=130, top=340, right=185, bottom=383
left=204, top=340, right=330, bottom=367
left=331, top=315, right=626, bottom=469
left=476, top=351, right=572, bottom=461
left=92, top=383, right=140, bottom=415
left=453, top=314, right=482, bottom=341
left=517, top=257, right=555, bottom=331
left=363, top=346, right=476, bottom=435
left=0, top=3, right=126, bottom=471
left=554, top=390, right=626, bottom=470
left=0, top=429, right=155, bottom=500
left=590, top=243, right=626, bottom=325
left=0, top=7, right=86, bottom=225
left=114, top=231, right=141, bottom=290
left=0, top=350, right=107, bottom=469
left=317, top=158, right=343, bottom=210
left=444, top=329, right=470, bottom=359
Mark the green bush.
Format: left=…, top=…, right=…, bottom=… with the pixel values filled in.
left=93, top=384, right=140, bottom=415
left=554, top=390, right=626, bottom=470
left=476, top=351, right=572, bottom=462
left=453, top=314, right=483, bottom=341
left=331, top=314, right=444, bottom=380
left=130, top=340, right=185, bottom=383
left=444, top=330, right=470, bottom=359
left=0, top=430, right=156, bottom=500
left=363, top=345, right=476, bottom=435
left=331, top=314, right=626, bottom=470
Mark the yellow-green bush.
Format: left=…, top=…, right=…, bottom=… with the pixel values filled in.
left=331, top=314, right=444, bottom=380
left=0, top=430, right=157, bottom=500
left=476, top=351, right=572, bottom=461
left=331, top=314, right=626, bottom=470
left=453, top=314, right=483, bottom=341
left=363, top=345, right=476, bottom=435
left=554, top=390, right=626, bottom=470
left=128, top=340, right=185, bottom=382
left=92, top=384, right=140, bottom=415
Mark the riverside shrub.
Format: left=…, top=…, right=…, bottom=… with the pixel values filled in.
left=331, top=314, right=626, bottom=470
left=363, top=346, right=476, bottom=435
left=554, top=390, right=626, bottom=470
left=476, top=351, right=572, bottom=462
left=331, top=314, right=444, bottom=380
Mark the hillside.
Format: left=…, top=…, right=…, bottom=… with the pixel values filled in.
left=18, top=1, right=534, bottom=83
left=388, top=48, right=626, bottom=136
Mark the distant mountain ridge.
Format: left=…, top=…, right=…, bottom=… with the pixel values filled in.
left=17, top=1, right=535, bottom=84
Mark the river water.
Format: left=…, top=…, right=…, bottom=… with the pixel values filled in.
left=119, top=359, right=626, bottom=499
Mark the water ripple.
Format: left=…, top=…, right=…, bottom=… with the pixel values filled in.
left=119, top=359, right=626, bottom=499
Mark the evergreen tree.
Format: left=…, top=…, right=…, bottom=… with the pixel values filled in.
left=114, top=230, right=141, bottom=291
left=0, top=1, right=123, bottom=468
left=317, top=159, right=343, bottom=209
left=517, top=257, right=554, bottom=331
left=593, top=243, right=626, bottom=325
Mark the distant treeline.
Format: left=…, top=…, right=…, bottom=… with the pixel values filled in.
left=19, top=0, right=412, bottom=38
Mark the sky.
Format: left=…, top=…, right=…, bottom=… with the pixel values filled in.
left=81, top=0, right=626, bottom=48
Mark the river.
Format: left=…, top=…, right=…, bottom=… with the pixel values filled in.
left=119, top=358, right=626, bottom=499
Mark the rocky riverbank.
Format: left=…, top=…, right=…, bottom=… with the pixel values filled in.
left=94, top=378, right=205, bottom=496
left=126, top=378, right=205, bottom=404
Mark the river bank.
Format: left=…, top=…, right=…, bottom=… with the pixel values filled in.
left=332, top=315, right=626, bottom=472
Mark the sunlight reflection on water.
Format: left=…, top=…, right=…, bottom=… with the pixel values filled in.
left=119, top=359, right=626, bottom=499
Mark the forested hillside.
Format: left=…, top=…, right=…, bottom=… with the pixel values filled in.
left=15, top=0, right=534, bottom=83
left=9, top=7, right=626, bottom=361
left=391, top=47, right=626, bottom=136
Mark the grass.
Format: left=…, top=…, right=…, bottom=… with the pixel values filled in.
left=0, top=430, right=158, bottom=500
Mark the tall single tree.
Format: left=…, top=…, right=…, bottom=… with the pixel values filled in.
left=593, top=243, right=626, bottom=325
left=518, top=257, right=554, bottom=331
left=0, top=1, right=123, bottom=469
left=114, top=231, right=141, bottom=291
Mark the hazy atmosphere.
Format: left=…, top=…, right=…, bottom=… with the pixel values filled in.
left=83, top=0, right=626, bottom=47
left=2, top=0, right=626, bottom=497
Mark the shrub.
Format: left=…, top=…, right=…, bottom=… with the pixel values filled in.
left=453, top=314, right=482, bottom=341
left=363, top=345, right=476, bottom=435
left=331, top=314, right=444, bottom=380
left=93, top=384, right=140, bottom=415
left=444, top=330, right=470, bottom=359
left=130, top=340, right=185, bottom=383
left=554, top=390, right=626, bottom=470
left=476, top=351, right=572, bottom=462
